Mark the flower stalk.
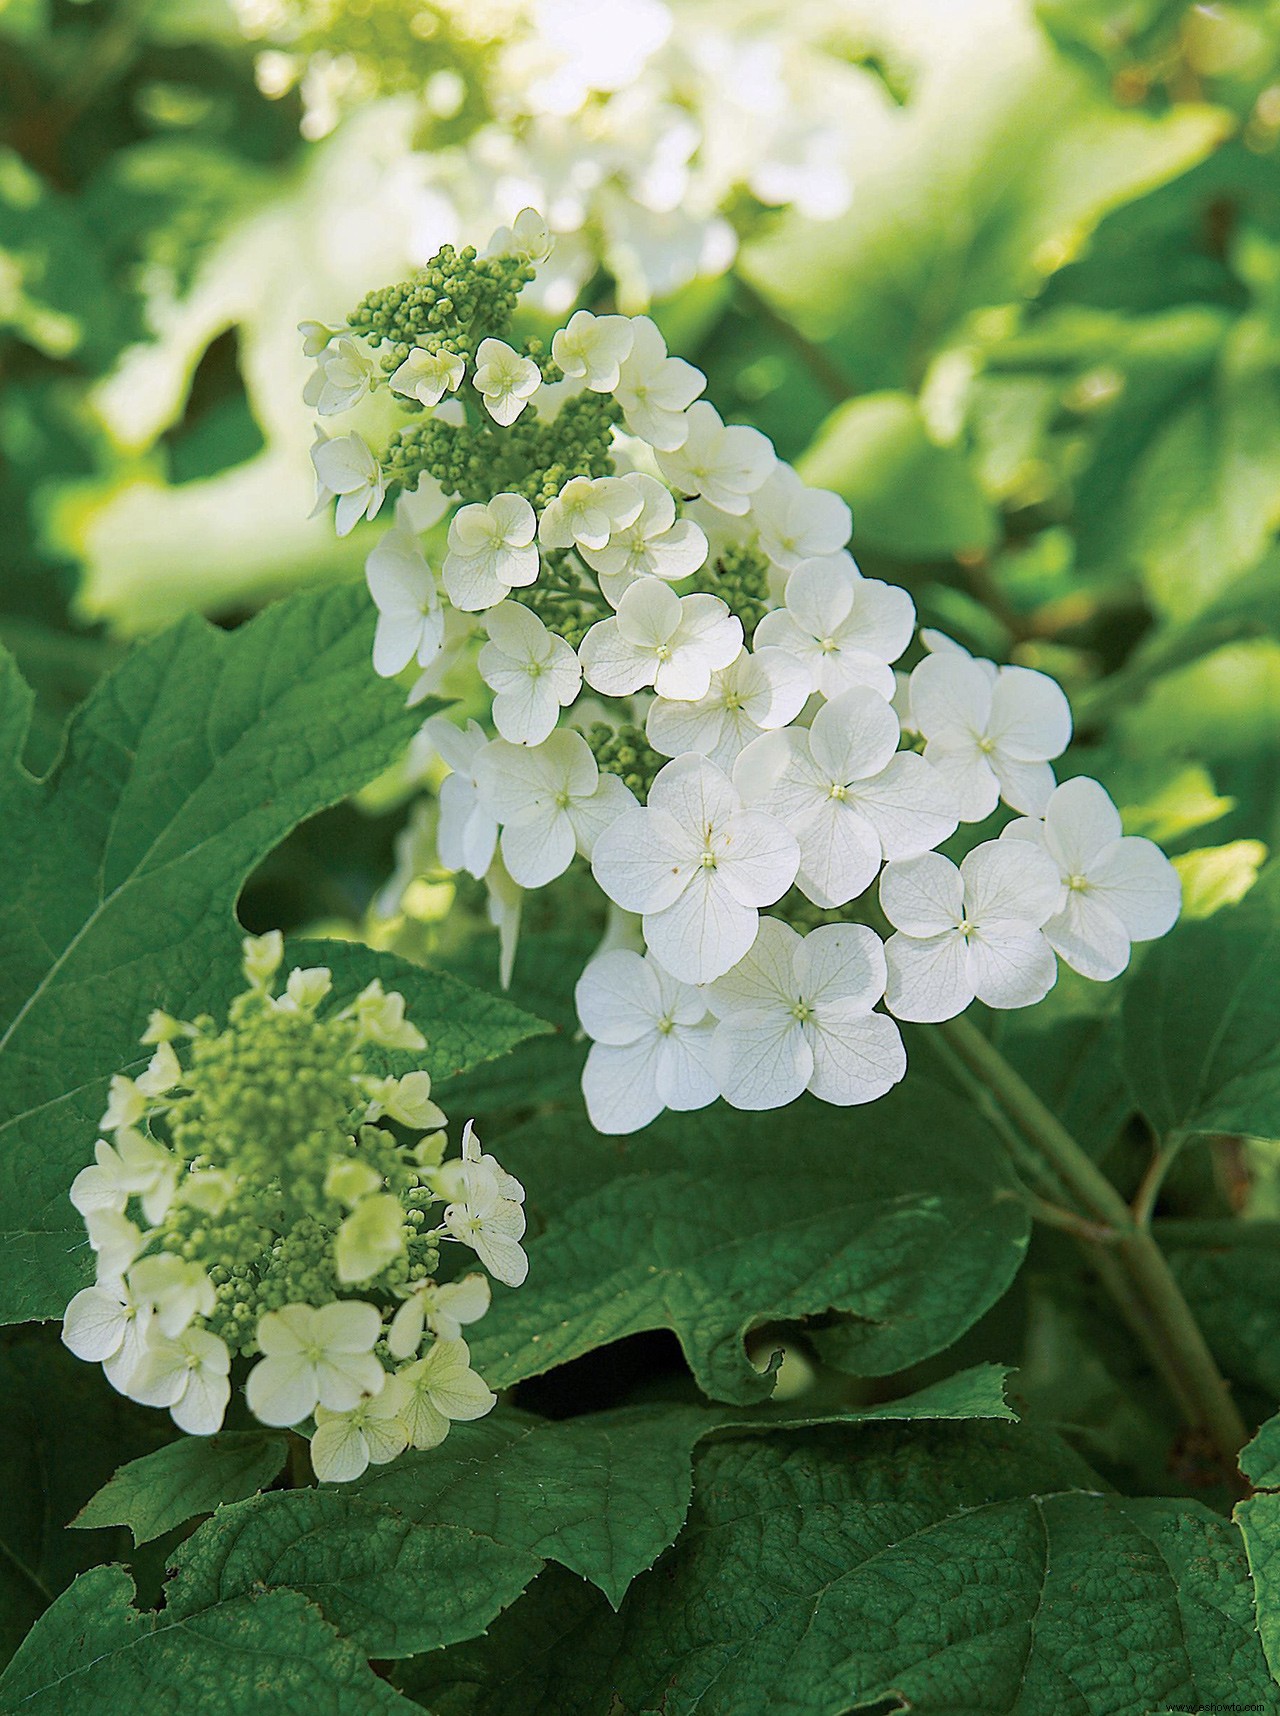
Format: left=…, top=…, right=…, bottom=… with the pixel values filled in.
left=935, top=1014, right=1248, bottom=1469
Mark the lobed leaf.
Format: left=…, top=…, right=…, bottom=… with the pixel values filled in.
left=403, top=1422, right=1276, bottom=1716
left=71, top=1432, right=289, bottom=1549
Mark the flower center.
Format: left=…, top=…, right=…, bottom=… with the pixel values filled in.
left=699, top=849, right=718, bottom=870
left=1067, top=873, right=1089, bottom=892
left=525, top=660, right=544, bottom=679
left=723, top=691, right=744, bottom=712
left=789, top=998, right=814, bottom=1023
left=656, top=1015, right=676, bottom=1036
left=827, top=782, right=848, bottom=801
left=957, top=917, right=976, bottom=938
left=976, top=736, right=996, bottom=755
left=819, top=636, right=838, bottom=654
left=555, top=789, right=572, bottom=809
left=654, top=643, right=672, bottom=660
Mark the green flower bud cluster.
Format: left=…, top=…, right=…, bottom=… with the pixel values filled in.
left=512, top=548, right=610, bottom=649
left=690, top=543, right=774, bottom=636
left=383, top=378, right=621, bottom=509
left=584, top=722, right=667, bottom=804
left=349, top=244, right=533, bottom=373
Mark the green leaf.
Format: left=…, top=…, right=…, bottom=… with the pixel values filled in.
left=403, top=1423, right=1275, bottom=1716
left=159, top=1377, right=1015, bottom=1657
left=740, top=2, right=1224, bottom=390
left=0, top=1564, right=416, bottom=1716
left=1121, top=860, right=1280, bottom=1140
left=71, top=1432, right=288, bottom=1549
left=1235, top=1492, right=1280, bottom=1689
left=0, top=584, right=545, bottom=1325
left=0, top=1331, right=171, bottom=1667
left=466, top=1083, right=1030, bottom=1403
left=1242, top=1410, right=1280, bottom=1490
left=797, top=392, right=997, bottom=559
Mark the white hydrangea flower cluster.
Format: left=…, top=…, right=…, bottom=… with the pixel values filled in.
left=61, top=933, right=526, bottom=1483
left=307, top=212, right=1182, bottom=1137
left=234, top=0, right=852, bottom=310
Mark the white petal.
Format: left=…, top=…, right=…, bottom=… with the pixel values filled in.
left=647, top=753, right=740, bottom=829
left=713, top=1011, right=812, bottom=1110
left=655, top=1026, right=721, bottom=1112
left=576, top=950, right=664, bottom=1044
left=884, top=929, right=973, bottom=1022
left=808, top=688, right=900, bottom=783
left=578, top=619, right=654, bottom=696
left=717, top=810, right=800, bottom=907
left=852, top=754, right=959, bottom=861
left=1043, top=890, right=1133, bottom=982
left=568, top=772, right=638, bottom=858
left=988, top=665, right=1072, bottom=761
left=62, top=1288, right=126, bottom=1363
left=796, top=923, right=887, bottom=1009
left=245, top=1353, right=317, bottom=1427
left=706, top=915, right=802, bottom=1015
left=582, top=1038, right=665, bottom=1134
left=991, top=754, right=1058, bottom=817
left=644, top=872, right=760, bottom=984
left=909, top=653, right=993, bottom=741
left=967, top=929, right=1058, bottom=1010
left=784, top=559, right=854, bottom=636
left=501, top=810, right=576, bottom=888
left=311, top=1417, right=372, bottom=1484
left=172, top=1367, right=230, bottom=1436
left=592, top=806, right=698, bottom=913
left=1090, top=838, right=1182, bottom=941
left=315, top=1299, right=382, bottom=1353
left=960, top=840, right=1063, bottom=929
left=316, top=1350, right=387, bottom=1412
left=807, top=1007, right=907, bottom=1105
left=795, top=797, right=881, bottom=909
left=1041, top=777, right=1122, bottom=874
left=879, top=852, right=964, bottom=937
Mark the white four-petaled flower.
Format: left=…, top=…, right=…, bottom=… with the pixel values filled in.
left=366, top=519, right=444, bottom=678
left=397, top=1337, right=498, bottom=1449
left=472, top=337, right=542, bottom=426
left=580, top=472, right=708, bottom=602
left=474, top=729, right=635, bottom=886
left=613, top=315, right=704, bottom=449
left=538, top=474, right=643, bottom=553
left=478, top=600, right=583, bottom=745
left=706, top=918, right=906, bottom=1110
left=245, top=1300, right=385, bottom=1427
left=880, top=841, right=1064, bottom=1022
left=311, top=1374, right=411, bottom=1482
left=1001, top=776, right=1181, bottom=980
left=551, top=309, right=635, bottom=392
left=754, top=557, right=914, bottom=700
left=752, top=464, right=851, bottom=571
left=578, top=578, right=742, bottom=701
left=735, top=687, right=958, bottom=908
left=592, top=754, right=800, bottom=983
left=130, top=1325, right=232, bottom=1435
left=575, top=949, right=718, bottom=1133
left=646, top=646, right=810, bottom=770
left=303, top=336, right=377, bottom=415
left=389, top=346, right=466, bottom=407
left=656, top=400, right=775, bottom=516
left=443, top=493, right=539, bottom=610
left=311, top=432, right=387, bottom=536
left=909, top=650, right=1072, bottom=820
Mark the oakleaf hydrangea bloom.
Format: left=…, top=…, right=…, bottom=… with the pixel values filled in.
left=575, top=950, right=718, bottom=1133
left=706, top=919, right=906, bottom=1111
left=880, top=843, right=1064, bottom=1022
left=592, top=755, right=799, bottom=983
left=646, top=646, right=810, bottom=770
left=754, top=557, right=915, bottom=700
left=303, top=212, right=1183, bottom=1134
left=61, top=935, right=526, bottom=1482
left=579, top=580, right=741, bottom=701
left=736, top=688, right=958, bottom=908
left=1001, top=776, right=1181, bottom=981
left=479, top=601, right=582, bottom=745
left=909, top=649, right=1073, bottom=820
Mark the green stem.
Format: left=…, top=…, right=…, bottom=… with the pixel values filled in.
left=936, top=1015, right=1248, bottom=1466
